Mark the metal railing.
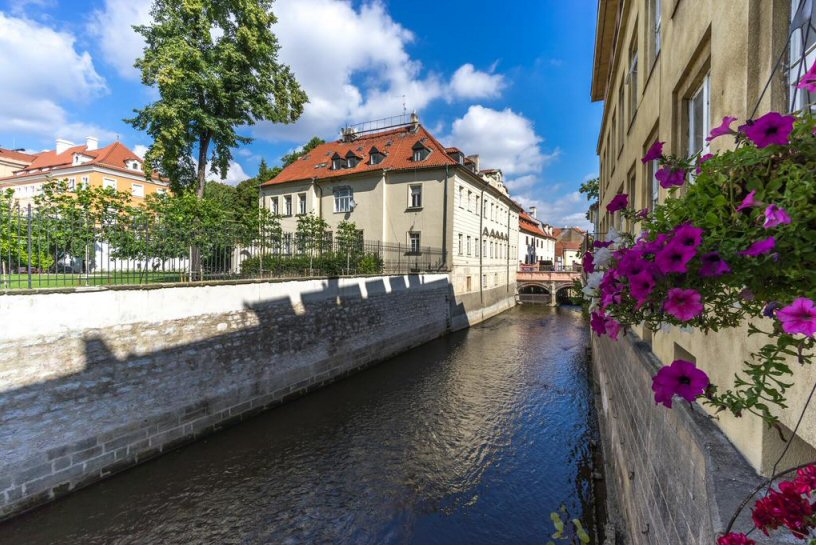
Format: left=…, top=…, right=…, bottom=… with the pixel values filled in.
left=0, top=205, right=448, bottom=291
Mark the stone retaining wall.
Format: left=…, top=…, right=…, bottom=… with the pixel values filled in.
left=0, top=274, right=513, bottom=520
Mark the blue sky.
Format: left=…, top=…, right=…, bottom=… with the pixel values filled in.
left=0, top=0, right=601, bottom=227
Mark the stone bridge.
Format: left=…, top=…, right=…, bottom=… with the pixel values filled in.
left=516, top=269, right=582, bottom=306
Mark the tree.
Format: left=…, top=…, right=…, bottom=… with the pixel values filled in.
left=579, top=177, right=599, bottom=202
left=280, top=136, right=325, bottom=168
left=128, top=0, right=308, bottom=197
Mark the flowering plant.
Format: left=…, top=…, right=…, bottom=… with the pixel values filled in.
left=582, top=110, right=816, bottom=426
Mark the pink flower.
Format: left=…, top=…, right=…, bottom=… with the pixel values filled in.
left=695, top=153, right=714, bottom=175
left=776, top=297, right=816, bottom=336
left=793, top=465, right=816, bottom=494
left=717, top=533, right=756, bottom=545
left=605, top=316, right=622, bottom=340
left=590, top=310, right=622, bottom=340
left=741, top=112, right=796, bottom=148
left=641, top=233, right=668, bottom=255
left=797, top=61, right=816, bottom=93
left=672, top=223, right=704, bottom=249
left=583, top=252, right=595, bottom=273
left=739, top=237, right=776, bottom=256
left=655, top=166, right=686, bottom=188
left=763, top=204, right=791, bottom=228
left=699, top=252, right=731, bottom=277
left=707, top=116, right=738, bottom=142
left=629, top=271, right=656, bottom=306
left=636, top=208, right=649, bottom=219
left=736, top=190, right=758, bottom=212
left=655, top=241, right=696, bottom=274
left=594, top=240, right=614, bottom=249
left=664, top=288, right=704, bottom=321
left=641, top=141, right=664, bottom=163
left=652, top=359, right=709, bottom=408
left=752, top=481, right=814, bottom=538
left=606, top=193, right=629, bottom=213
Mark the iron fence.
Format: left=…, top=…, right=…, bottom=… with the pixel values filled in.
left=0, top=205, right=448, bottom=291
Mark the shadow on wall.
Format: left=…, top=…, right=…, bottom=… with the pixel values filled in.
left=0, top=274, right=468, bottom=519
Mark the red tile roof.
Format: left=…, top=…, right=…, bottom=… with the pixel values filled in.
left=519, top=212, right=550, bottom=238
left=263, top=124, right=458, bottom=186
left=0, top=148, right=38, bottom=163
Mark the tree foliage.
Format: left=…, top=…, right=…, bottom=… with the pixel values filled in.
left=128, top=0, right=308, bottom=196
left=579, top=177, right=599, bottom=202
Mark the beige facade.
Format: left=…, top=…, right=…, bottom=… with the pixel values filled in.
left=592, top=0, right=816, bottom=474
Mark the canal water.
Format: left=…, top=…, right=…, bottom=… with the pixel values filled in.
left=0, top=305, right=597, bottom=545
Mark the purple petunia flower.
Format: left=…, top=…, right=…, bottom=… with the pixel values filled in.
left=629, top=271, right=656, bottom=306
left=663, top=288, right=704, bottom=321
left=672, top=223, right=704, bottom=249
left=641, top=141, right=665, bottom=163
left=776, top=298, right=816, bottom=337
left=740, top=112, right=796, bottom=148
left=699, top=252, right=731, bottom=277
left=797, top=62, right=816, bottom=93
left=762, top=301, right=781, bottom=319
left=706, top=116, right=738, bottom=142
left=717, top=532, right=757, bottom=545
left=606, top=193, right=629, bottom=213
left=583, top=252, right=595, bottom=273
left=590, top=310, right=622, bottom=340
left=739, top=237, right=776, bottom=256
left=763, top=204, right=792, bottom=229
left=594, top=240, right=613, bottom=249
left=652, top=359, right=710, bottom=408
left=655, top=166, right=686, bottom=188
left=695, top=153, right=714, bottom=175
left=655, top=241, right=697, bottom=274
left=736, top=190, right=758, bottom=212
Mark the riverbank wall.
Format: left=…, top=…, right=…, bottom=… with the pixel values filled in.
left=0, top=274, right=514, bottom=520
left=590, top=332, right=774, bottom=545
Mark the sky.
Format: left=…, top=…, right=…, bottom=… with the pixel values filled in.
left=0, top=0, right=602, bottom=228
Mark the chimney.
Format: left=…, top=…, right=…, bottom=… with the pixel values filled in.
left=410, top=111, right=419, bottom=128
left=529, top=206, right=537, bottom=218
left=85, top=136, right=98, bottom=151
left=55, top=138, right=74, bottom=154
left=466, top=154, right=480, bottom=172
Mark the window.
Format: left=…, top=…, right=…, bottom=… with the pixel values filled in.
left=409, top=232, right=421, bottom=253
left=332, top=153, right=345, bottom=170
left=345, top=152, right=360, bottom=168
left=297, top=193, right=306, bottom=215
left=483, top=199, right=488, bottom=217
left=156, top=188, right=167, bottom=196
left=67, top=177, right=76, bottom=191
left=458, top=233, right=463, bottom=256
left=483, top=239, right=487, bottom=257
left=467, top=236, right=471, bottom=256
left=482, top=274, right=487, bottom=288
left=475, top=195, right=480, bottom=216
left=370, top=148, right=384, bottom=165
left=132, top=183, right=145, bottom=198
left=458, top=186, right=464, bottom=208
left=103, top=178, right=117, bottom=190
left=334, top=187, right=352, bottom=213
left=80, top=176, right=89, bottom=189
left=627, top=168, right=637, bottom=231
left=651, top=0, right=662, bottom=64
left=788, top=3, right=816, bottom=111
left=617, top=86, right=624, bottom=152
left=688, top=75, right=711, bottom=157
left=466, top=276, right=472, bottom=291
left=409, top=185, right=422, bottom=208
left=270, top=196, right=279, bottom=215
left=476, top=238, right=480, bottom=257
left=628, top=44, right=638, bottom=124
left=412, top=143, right=431, bottom=162
left=284, top=195, right=292, bottom=216
left=467, top=190, right=473, bottom=212
left=646, top=152, right=660, bottom=210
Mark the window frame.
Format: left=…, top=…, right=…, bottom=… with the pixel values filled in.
left=284, top=195, right=293, bottom=217
left=131, top=183, right=145, bottom=198
left=408, top=184, right=422, bottom=209
left=408, top=231, right=421, bottom=254
left=687, top=74, right=711, bottom=158
left=334, top=187, right=353, bottom=213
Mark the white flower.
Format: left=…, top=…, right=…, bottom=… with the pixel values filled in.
left=608, top=226, right=623, bottom=246
left=585, top=271, right=604, bottom=290
left=593, top=247, right=614, bottom=268
left=588, top=297, right=599, bottom=313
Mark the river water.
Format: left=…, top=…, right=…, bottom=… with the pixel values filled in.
left=0, top=305, right=597, bottom=545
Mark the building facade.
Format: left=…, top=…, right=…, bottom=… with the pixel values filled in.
left=0, top=137, right=169, bottom=207
left=259, top=116, right=521, bottom=324
left=592, top=0, right=816, bottom=475
left=518, top=211, right=555, bottom=266
left=0, top=148, right=38, bottom=178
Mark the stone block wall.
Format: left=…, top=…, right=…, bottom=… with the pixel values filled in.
left=0, top=274, right=503, bottom=520
left=591, top=333, right=777, bottom=545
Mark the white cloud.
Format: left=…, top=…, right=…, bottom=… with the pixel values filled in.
left=448, top=63, right=505, bottom=100
left=505, top=174, right=538, bottom=192
left=222, top=160, right=249, bottom=186
left=447, top=105, right=559, bottom=176
left=0, top=13, right=111, bottom=141
left=88, top=0, right=151, bottom=79
left=133, top=144, right=149, bottom=159
left=515, top=192, right=592, bottom=230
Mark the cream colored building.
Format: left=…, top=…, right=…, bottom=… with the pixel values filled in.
left=592, top=0, right=816, bottom=474
left=0, top=148, right=37, bottom=178
left=0, top=137, right=169, bottom=208
left=259, top=117, right=521, bottom=325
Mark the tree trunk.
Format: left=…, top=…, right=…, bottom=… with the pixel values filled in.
left=196, top=132, right=212, bottom=199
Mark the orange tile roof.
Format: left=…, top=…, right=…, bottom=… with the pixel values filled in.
left=3, top=141, right=165, bottom=183
left=519, top=212, right=550, bottom=238
left=0, top=148, right=38, bottom=163
left=262, top=124, right=458, bottom=186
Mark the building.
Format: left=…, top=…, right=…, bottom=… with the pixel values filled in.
left=259, top=114, right=521, bottom=325
left=518, top=209, right=555, bottom=267
left=0, top=148, right=38, bottom=178
left=0, top=137, right=169, bottom=207
left=553, top=227, right=584, bottom=270
left=592, top=0, right=816, bottom=478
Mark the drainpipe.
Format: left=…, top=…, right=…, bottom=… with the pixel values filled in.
left=442, top=166, right=449, bottom=270
left=479, top=186, right=484, bottom=305
left=313, top=178, right=322, bottom=219
left=506, top=204, right=511, bottom=294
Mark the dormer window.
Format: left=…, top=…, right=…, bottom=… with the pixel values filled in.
left=129, top=160, right=142, bottom=171
left=331, top=152, right=345, bottom=170
left=369, top=146, right=385, bottom=165
left=345, top=151, right=361, bottom=168
left=412, top=141, right=431, bottom=162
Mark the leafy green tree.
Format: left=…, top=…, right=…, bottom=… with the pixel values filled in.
left=579, top=177, right=599, bottom=202
left=295, top=213, right=329, bottom=256
left=128, top=0, right=308, bottom=197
